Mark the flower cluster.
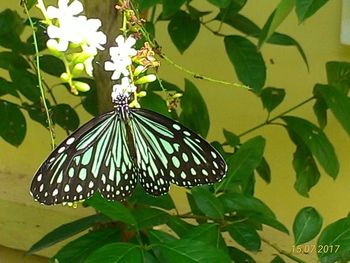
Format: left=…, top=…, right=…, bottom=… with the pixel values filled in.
left=37, top=0, right=107, bottom=93
left=105, top=35, right=158, bottom=107
left=37, top=0, right=160, bottom=104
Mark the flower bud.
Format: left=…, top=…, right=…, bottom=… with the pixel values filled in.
left=60, top=72, right=70, bottom=82
left=129, top=100, right=140, bottom=108
left=137, top=91, right=147, bottom=97
left=134, top=74, right=156, bottom=84
left=46, top=39, right=61, bottom=56
left=73, top=81, right=90, bottom=92
left=72, top=63, right=84, bottom=76
left=134, top=65, right=145, bottom=76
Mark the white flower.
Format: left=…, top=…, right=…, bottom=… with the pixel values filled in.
left=104, top=35, right=137, bottom=80
left=47, top=0, right=83, bottom=19
left=47, top=15, right=106, bottom=52
left=80, top=18, right=106, bottom=53
left=111, top=77, right=136, bottom=101
left=84, top=56, right=94, bottom=76
left=111, top=35, right=137, bottom=59
left=47, top=16, right=81, bottom=51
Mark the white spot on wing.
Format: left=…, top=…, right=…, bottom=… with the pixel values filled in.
left=58, top=147, right=65, bottom=154
left=66, top=137, right=75, bottom=145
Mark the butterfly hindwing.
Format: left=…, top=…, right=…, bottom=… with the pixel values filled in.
left=130, top=108, right=227, bottom=193
left=30, top=111, right=136, bottom=205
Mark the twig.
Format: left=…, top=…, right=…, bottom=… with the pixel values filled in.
left=161, top=54, right=250, bottom=90
left=238, top=96, right=315, bottom=138
left=261, top=237, right=307, bottom=263
left=23, top=2, right=55, bottom=149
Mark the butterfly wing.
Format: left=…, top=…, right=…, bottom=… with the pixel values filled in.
left=30, top=111, right=136, bottom=205
left=129, top=108, right=227, bottom=195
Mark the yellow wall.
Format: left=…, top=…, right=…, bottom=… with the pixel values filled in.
left=0, top=1, right=349, bottom=262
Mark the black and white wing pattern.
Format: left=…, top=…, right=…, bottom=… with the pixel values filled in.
left=30, top=111, right=136, bottom=205
left=129, top=108, right=227, bottom=195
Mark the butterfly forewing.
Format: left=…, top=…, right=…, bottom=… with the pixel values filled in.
left=130, top=108, right=227, bottom=193
left=30, top=111, right=135, bottom=205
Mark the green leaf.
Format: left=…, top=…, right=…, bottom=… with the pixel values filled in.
left=217, top=136, right=265, bottom=191
left=228, top=246, right=256, bottom=262
left=249, top=214, right=289, bottom=234
left=282, top=116, right=339, bottom=178
left=187, top=5, right=212, bottom=19
left=25, top=0, right=38, bottom=10
left=51, top=228, right=120, bottom=263
left=39, top=55, right=65, bottom=77
left=82, top=83, right=98, bottom=116
left=216, top=13, right=260, bottom=36
left=267, top=32, right=309, bottom=71
left=167, top=216, right=194, bottom=237
left=217, top=14, right=308, bottom=70
left=24, top=23, right=48, bottom=54
left=260, top=87, right=286, bottom=112
left=138, top=0, right=160, bottom=11
left=0, top=77, right=19, bottom=98
left=162, top=0, right=186, bottom=18
left=0, top=100, right=26, bottom=146
left=140, top=91, right=171, bottom=117
left=85, top=243, right=143, bottom=263
left=23, top=101, right=51, bottom=128
left=191, top=187, right=224, bottom=220
left=218, top=0, right=247, bottom=16
left=0, top=9, right=25, bottom=51
left=314, top=84, right=350, bottom=137
left=186, top=192, right=206, bottom=223
left=52, top=104, right=80, bottom=131
left=132, top=207, right=169, bottom=229
left=326, top=61, right=350, bottom=94
left=183, top=224, right=227, bottom=251
left=84, top=193, right=136, bottom=225
left=168, top=11, right=200, bottom=53
left=0, top=9, right=24, bottom=36
left=180, top=79, right=209, bottom=138
left=256, top=157, right=271, bottom=184
left=291, top=134, right=321, bottom=197
left=154, top=239, right=231, bottom=263
left=295, top=0, right=329, bottom=23
left=223, top=129, right=240, bottom=147
left=10, top=68, right=41, bottom=102
left=318, top=216, right=350, bottom=262
left=313, top=97, right=328, bottom=129
left=0, top=51, right=29, bottom=70
left=293, top=207, right=322, bottom=245
left=27, top=213, right=110, bottom=255
left=206, top=0, right=231, bottom=8
left=128, top=185, right=175, bottom=210
left=226, top=223, right=261, bottom=251
left=148, top=230, right=178, bottom=244
left=219, top=192, right=275, bottom=218
left=224, top=35, right=266, bottom=93
left=271, top=255, right=286, bottom=263
left=259, top=0, right=295, bottom=48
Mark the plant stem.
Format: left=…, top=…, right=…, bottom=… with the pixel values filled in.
left=238, top=96, right=315, bottom=138
left=261, top=237, right=307, bottom=263
left=23, top=2, right=55, bottom=149
left=161, top=54, right=250, bottom=90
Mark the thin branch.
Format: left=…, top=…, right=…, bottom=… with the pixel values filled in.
left=160, top=54, right=250, bottom=90
left=23, top=2, right=55, bottom=149
left=261, top=237, right=307, bottom=263
left=238, top=96, right=315, bottom=138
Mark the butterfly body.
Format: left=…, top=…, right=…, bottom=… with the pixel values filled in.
left=31, top=93, right=227, bottom=205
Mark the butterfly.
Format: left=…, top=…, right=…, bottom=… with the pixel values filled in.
left=30, top=92, right=227, bottom=205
